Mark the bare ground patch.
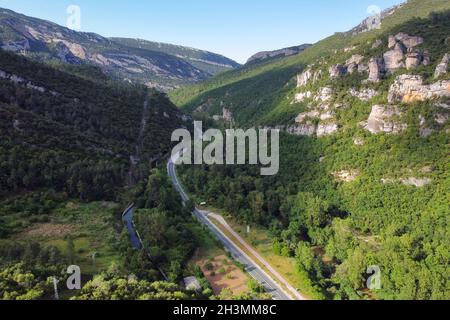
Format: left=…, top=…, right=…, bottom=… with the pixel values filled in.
left=198, top=254, right=249, bottom=296
left=20, top=223, right=80, bottom=238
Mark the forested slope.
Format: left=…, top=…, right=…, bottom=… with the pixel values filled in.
left=174, top=0, right=450, bottom=300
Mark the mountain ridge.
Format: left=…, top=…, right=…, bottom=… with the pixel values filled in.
left=0, top=7, right=240, bottom=91
left=246, top=44, right=312, bottom=65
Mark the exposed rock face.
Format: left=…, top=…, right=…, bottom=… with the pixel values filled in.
left=383, top=42, right=406, bottom=73
left=315, top=87, right=333, bottom=102
left=297, top=68, right=313, bottom=87
left=247, top=44, right=312, bottom=64
left=328, top=55, right=367, bottom=79
left=381, top=177, right=432, bottom=187
left=1, top=39, right=30, bottom=52
left=295, top=110, right=320, bottom=123
left=294, top=91, right=312, bottom=103
left=346, top=54, right=365, bottom=74
left=435, top=53, right=449, bottom=78
left=388, top=75, right=450, bottom=104
left=366, top=57, right=385, bottom=82
left=401, top=178, right=432, bottom=187
left=388, top=35, right=397, bottom=49
left=313, top=70, right=323, bottom=82
left=0, top=69, right=59, bottom=96
left=346, top=54, right=365, bottom=66
left=332, top=170, right=361, bottom=183
left=372, top=39, right=383, bottom=49
left=319, top=111, right=334, bottom=121
left=317, top=123, right=339, bottom=136
left=435, top=113, right=449, bottom=125
left=222, top=107, right=234, bottom=122
left=294, top=104, right=338, bottom=137
left=347, top=4, right=403, bottom=36
left=406, top=51, right=422, bottom=70
left=422, top=50, right=431, bottom=66
left=286, top=124, right=317, bottom=136
left=357, top=63, right=369, bottom=73
left=329, top=64, right=347, bottom=79
left=0, top=8, right=242, bottom=90
left=394, top=33, right=424, bottom=49
left=266, top=121, right=339, bottom=137
left=364, top=105, right=407, bottom=134
left=349, top=88, right=378, bottom=101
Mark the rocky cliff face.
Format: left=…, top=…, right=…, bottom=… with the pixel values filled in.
left=388, top=75, right=450, bottom=104
left=435, top=53, right=449, bottom=78
left=247, top=44, right=312, bottom=64
left=292, top=26, right=449, bottom=140
left=362, top=105, right=407, bottom=134
left=0, top=8, right=239, bottom=90
left=364, top=32, right=433, bottom=82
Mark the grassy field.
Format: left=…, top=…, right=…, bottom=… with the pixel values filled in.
left=14, top=201, right=124, bottom=274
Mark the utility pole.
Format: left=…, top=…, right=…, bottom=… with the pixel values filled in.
left=53, top=277, right=59, bottom=300
left=91, top=252, right=97, bottom=273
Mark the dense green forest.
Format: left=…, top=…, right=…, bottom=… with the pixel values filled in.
left=174, top=2, right=450, bottom=300
left=0, top=49, right=185, bottom=202
left=0, top=49, right=204, bottom=300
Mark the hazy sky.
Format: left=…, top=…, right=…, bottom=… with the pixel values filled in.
left=0, top=0, right=404, bottom=63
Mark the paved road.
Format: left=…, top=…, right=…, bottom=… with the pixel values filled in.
left=167, top=155, right=294, bottom=300
left=122, top=207, right=142, bottom=250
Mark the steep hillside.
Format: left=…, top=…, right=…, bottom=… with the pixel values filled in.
left=0, top=8, right=239, bottom=90
left=111, top=38, right=240, bottom=76
left=0, top=49, right=187, bottom=203
left=173, top=0, right=450, bottom=300
left=171, top=0, right=450, bottom=125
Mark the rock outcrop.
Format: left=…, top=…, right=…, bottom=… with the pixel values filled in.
left=382, top=177, right=432, bottom=187
left=393, top=33, right=424, bottom=49
left=315, top=87, right=333, bottom=102
left=353, top=138, right=364, bottom=146
left=349, top=88, right=378, bottom=101
left=317, top=123, right=339, bottom=136
left=286, top=124, right=317, bottom=136
left=364, top=105, right=407, bottom=134
left=346, top=54, right=365, bottom=74
left=388, top=75, right=450, bottom=104
left=294, top=91, right=312, bottom=103
left=285, top=122, right=339, bottom=137
left=332, top=170, right=361, bottom=183
left=0, top=69, right=59, bottom=96
left=222, top=107, right=234, bottom=122
left=435, top=53, right=449, bottom=78
left=297, top=68, right=314, bottom=87
left=247, top=44, right=312, bottom=64
left=372, top=39, right=383, bottom=49
left=405, top=51, right=422, bottom=70
left=295, top=110, right=320, bottom=123
left=366, top=57, right=385, bottom=82
left=366, top=33, right=426, bottom=80
left=328, top=55, right=367, bottom=79
left=383, top=42, right=406, bottom=73
left=329, top=64, right=347, bottom=79
left=1, top=39, right=30, bottom=52
left=294, top=103, right=339, bottom=137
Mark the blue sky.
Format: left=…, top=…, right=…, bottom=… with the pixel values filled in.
left=0, top=0, right=404, bottom=63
